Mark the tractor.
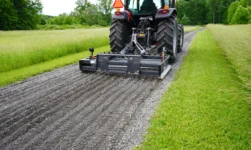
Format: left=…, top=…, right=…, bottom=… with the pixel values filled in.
left=79, top=0, right=184, bottom=79
left=110, top=0, right=184, bottom=61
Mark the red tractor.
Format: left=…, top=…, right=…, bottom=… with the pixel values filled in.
left=79, top=0, right=184, bottom=79
left=110, top=0, right=184, bottom=62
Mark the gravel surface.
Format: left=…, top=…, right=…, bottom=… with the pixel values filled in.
left=0, top=31, right=198, bottom=150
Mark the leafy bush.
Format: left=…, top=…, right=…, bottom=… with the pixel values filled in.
left=248, top=6, right=251, bottom=23
left=231, top=5, right=250, bottom=24
left=227, top=1, right=240, bottom=24
left=240, top=0, right=251, bottom=7
left=180, top=15, right=191, bottom=25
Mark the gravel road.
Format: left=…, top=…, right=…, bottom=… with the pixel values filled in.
left=0, top=31, right=198, bottom=150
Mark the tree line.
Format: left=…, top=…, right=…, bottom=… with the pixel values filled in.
left=0, top=0, right=250, bottom=30
left=43, top=0, right=113, bottom=27
left=177, top=0, right=251, bottom=25
left=0, top=0, right=42, bottom=30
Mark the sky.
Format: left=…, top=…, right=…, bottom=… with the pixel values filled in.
left=41, top=0, right=98, bottom=16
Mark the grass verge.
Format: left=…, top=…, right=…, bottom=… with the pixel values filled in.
left=0, top=28, right=109, bottom=72
left=207, top=24, right=251, bottom=102
left=0, top=45, right=109, bottom=87
left=136, top=29, right=251, bottom=149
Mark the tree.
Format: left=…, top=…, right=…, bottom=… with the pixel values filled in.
left=227, top=1, right=240, bottom=24
left=180, top=14, right=191, bottom=25
left=240, top=0, right=251, bottom=7
left=207, top=0, right=236, bottom=24
left=0, top=0, right=42, bottom=30
left=0, top=0, right=18, bottom=30
left=75, top=0, right=92, bottom=12
left=40, top=15, right=46, bottom=25
left=248, top=6, right=251, bottom=23
left=74, top=0, right=112, bottom=26
left=97, top=0, right=113, bottom=25
left=97, top=0, right=113, bottom=14
left=63, top=15, right=72, bottom=25
left=231, top=5, right=250, bottom=24
left=13, top=0, right=42, bottom=29
left=82, top=4, right=99, bottom=25
left=176, top=0, right=187, bottom=21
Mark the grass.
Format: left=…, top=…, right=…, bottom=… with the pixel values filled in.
left=0, top=28, right=109, bottom=72
left=37, top=24, right=108, bottom=30
left=136, top=27, right=251, bottom=149
left=184, top=25, right=202, bottom=32
left=0, top=45, right=110, bottom=87
left=207, top=24, right=251, bottom=102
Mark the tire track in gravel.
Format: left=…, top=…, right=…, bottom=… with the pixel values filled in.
left=38, top=77, right=151, bottom=150
left=0, top=30, right=200, bottom=150
left=69, top=77, right=157, bottom=150
left=0, top=70, right=80, bottom=108
left=5, top=75, right=130, bottom=150
left=0, top=73, right=97, bottom=131
left=22, top=75, right=134, bottom=150
left=0, top=74, right=114, bottom=149
left=0, top=73, right=87, bottom=123
left=84, top=78, right=157, bottom=150
left=0, top=66, right=77, bottom=104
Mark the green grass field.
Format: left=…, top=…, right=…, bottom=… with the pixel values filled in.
left=136, top=25, right=251, bottom=149
left=0, top=45, right=110, bottom=87
left=0, top=28, right=109, bottom=72
left=207, top=24, right=251, bottom=102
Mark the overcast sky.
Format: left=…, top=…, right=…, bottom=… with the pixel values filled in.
left=41, top=0, right=99, bottom=16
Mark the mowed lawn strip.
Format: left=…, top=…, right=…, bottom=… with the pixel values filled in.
left=207, top=24, right=251, bottom=102
left=136, top=29, right=251, bottom=149
left=0, top=45, right=110, bottom=87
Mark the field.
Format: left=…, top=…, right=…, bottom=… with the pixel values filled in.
left=137, top=24, right=251, bottom=149
left=0, top=28, right=109, bottom=73
left=0, top=45, right=110, bottom=87
left=207, top=24, right=251, bottom=102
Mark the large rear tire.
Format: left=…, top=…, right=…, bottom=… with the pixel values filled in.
left=109, top=19, right=129, bottom=53
left=156, top=15, right=178, bottom=63
left=177, top=24, right=184, bottom=53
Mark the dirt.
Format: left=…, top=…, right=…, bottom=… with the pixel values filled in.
left=0, top=31, right=198, bottom=150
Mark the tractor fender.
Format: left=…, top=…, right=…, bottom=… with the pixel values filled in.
left=112, top=11, right=132, bottom=21
left=155, top=8, right=177, bottom=19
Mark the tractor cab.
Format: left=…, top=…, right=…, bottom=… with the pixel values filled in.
left=126, top=0, right=170, bottom=15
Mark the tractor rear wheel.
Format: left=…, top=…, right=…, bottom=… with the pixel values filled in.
left=156, top=15, right=178, bottom=63
left=109, top=19, right=129, bottom=53
left=177, top=24, right=184, bottom=53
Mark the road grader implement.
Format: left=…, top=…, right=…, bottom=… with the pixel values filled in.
left=79, top=0, right=184, bottom=79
